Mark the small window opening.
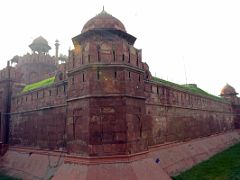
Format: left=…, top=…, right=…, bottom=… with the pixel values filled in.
left=72, top=77, right=74, bottom=85
left=97, top=46, right=101, bottom=62
left=113, top=50, right=116, bottom=61
left=128, top=49, right=130, bottom=63
left=63, top=85, right=66, bottom=93
left=136, top=52, right=139, bottom=66
left=72, top=52, right=75, bottom=67
left=139, top=107, right=141, bottom=112
left=81, top=53, right=84, bottom=64
left=88, top=55, right=90, bottom=63
left=97, top=71, right=100, bottom=80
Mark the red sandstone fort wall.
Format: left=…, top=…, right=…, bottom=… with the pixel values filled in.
left=66, top=97, right=151, bottom=156
left=0, top=66, right=21, bottom=142
left=1, top=17, right=238, bottom=157
left=146, top=81, right=234, bottom=146
left=0, top=80, right=10, bottom=142
left=65, top=34, right=151, bottom=155
left=0, top=66, right=21, bottom=82
left=9, top=82, right=67, bottom=149
left=62, top=30, right=237, bottom=156
left=2, top=12, right=240, bottom=180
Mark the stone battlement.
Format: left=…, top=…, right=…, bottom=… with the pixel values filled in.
left=0, top=66, right=20, bottom=82
left=16, top=53, right=58, bottom=67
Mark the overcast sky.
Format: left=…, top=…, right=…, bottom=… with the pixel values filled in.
left=0, top=0, right=240, bottom=96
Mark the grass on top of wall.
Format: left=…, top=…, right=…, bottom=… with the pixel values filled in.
left=152, top=76, right=226, bottom=102
left=22, top=76, right=55, bottom=93
left=172, top=142, right=240, bottom=180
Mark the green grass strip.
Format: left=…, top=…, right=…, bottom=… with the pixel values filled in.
left=173, top=142, right=240, bottom=180
left=22, top=76, right=55, bottom=93
left=0, top=173, right=21, bottom=180
left=152, top=76, right=226, bottom=102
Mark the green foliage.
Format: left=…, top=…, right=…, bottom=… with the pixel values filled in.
left=152, top=76, right=226, bottom=102
left=173, top=143, right=240, bottom=180
left=0, top=173, right=21, bottom=180
left=22, top=76, right=55, bottom=93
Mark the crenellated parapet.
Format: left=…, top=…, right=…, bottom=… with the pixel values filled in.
left=16, top=53, right=58, bottom=67
left=14, top=53, right=58, bottom=84
left=0, top=66, right=22, bottom=82
left=11, top=80, right=67, bottom=112
left=68, top=37, right=144, bottom=71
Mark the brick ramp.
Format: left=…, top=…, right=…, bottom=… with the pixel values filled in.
left=149, top=130, right=240, bottom=176
left=52, top=158, right=170, bottom=180
left=0, top=150, right=64, bottom=180
left=0, top=130, right=240, bottom=180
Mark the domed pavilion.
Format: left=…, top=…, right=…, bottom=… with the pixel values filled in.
left=220, top=83, right=238, bottom=97
left=29, top=36, right=51, bottom=54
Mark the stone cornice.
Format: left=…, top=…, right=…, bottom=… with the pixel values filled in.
left=67, top=94, right=146, bottom=102
left=67, top=63, right=145, bottom=75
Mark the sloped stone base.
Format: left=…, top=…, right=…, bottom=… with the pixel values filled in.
left=52, top=158, right=170, bottom=180
left=0, top=130, right=240, bottom=180
left=149, top=130, right=240, bottom=176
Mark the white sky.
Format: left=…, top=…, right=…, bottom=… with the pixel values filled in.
left=0, top=0, right=240, bottom=96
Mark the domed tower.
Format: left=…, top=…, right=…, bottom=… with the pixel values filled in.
left=221, top=84, right=240, bottom=129
left=66, top=9, right=151, bottom=156
left=16, top=36, right=58, bottom=84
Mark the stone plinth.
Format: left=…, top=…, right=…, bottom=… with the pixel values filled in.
left=1, top=130, right=240, bottom=180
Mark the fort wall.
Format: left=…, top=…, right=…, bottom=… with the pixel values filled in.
left=65, top=34, right=236, bottom=155
left=3, top=40, right=237, bottom=156
left=9, top=81, right=67, bottom=149
left=0, top=66, right=20, bottom=143
left=146, top=80, right=234, bottom=146
left=0, top=9, right=238, bottom=158
left=0, top=66, right=21, bottom=82
left=16, top=54, right=58, bottom=84
left=1, top=10, right=240, bottom=180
